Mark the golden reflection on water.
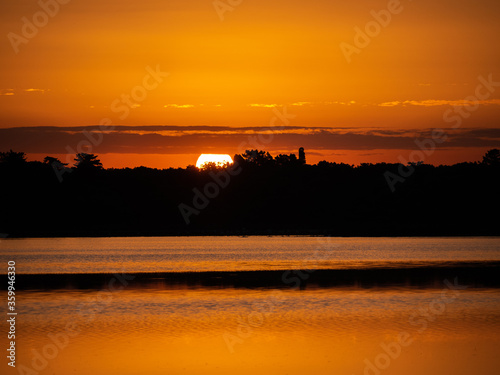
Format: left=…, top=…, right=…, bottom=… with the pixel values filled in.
left=9, top=287, right=500, bottom=375
left=1, top=236, right=499, bottom=273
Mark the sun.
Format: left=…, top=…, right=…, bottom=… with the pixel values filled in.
left=196, top=154, right=233, bottom=169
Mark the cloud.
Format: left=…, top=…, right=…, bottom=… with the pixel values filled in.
left=379, top=101, right=400, bottom=107
left=1, top=126, right=499, bottom=156
left=250, top=102, right=358, bottom=108
left=0, top=89, right=15, bottom=96
left=291, top=102, right=312, bottom=106
left=249, top=104, right=279, bottom=108
left=24, top=89, right=46, bottom=93
left=379, top=99, right=500, bottom=107
left=163, top=104, right=195, bottom=109
left=0, top=88, right=48, bottom=96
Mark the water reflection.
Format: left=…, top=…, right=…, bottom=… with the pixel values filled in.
left=2, top=236, right=499, bottom=374
left=6, top=286, right=500, bottom=375
left=1, top=236, right=499, bottom=273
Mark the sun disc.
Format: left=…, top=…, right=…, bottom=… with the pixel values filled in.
left=196, top=154, right=233, bottom=169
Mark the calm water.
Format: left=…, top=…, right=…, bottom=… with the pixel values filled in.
left=1, top=237, right=499, bottom=375
left=6, top=286, right=500, bottom=375
left=1, top=236, right=499, bottom=273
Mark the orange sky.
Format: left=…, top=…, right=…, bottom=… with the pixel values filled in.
left=1, top=0, right=499, bottom=167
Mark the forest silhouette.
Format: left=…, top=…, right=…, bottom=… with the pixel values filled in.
left=1, top=148, right=499, bottom=237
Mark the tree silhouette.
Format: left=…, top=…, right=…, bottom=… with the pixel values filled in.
left=274, top=154, right=293, bottom=166
left=233, top=154, right=245, bottom=167
left=482, top=149, right=500, bottom=166
left=0, top=148, right=499, bottom=236
left=241, top=150, right=273, bottom=166
left=74, top=153, right=103, bottom=170
left=44, top=156, right=67, bottom=166
left=0, top=150, right=27, bottom=165
left=44, top=156, right=69, bottom=171
left=44, top=156, right=71, bottom=180
left=198, top=161, right=230, bottom=171
left=186, top=164, right=199, bottom=172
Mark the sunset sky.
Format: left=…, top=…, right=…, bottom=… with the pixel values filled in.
left=1, top=0, right=499, bottom=168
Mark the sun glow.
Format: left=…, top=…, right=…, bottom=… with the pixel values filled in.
left=196, top=154, right=233, bottom=169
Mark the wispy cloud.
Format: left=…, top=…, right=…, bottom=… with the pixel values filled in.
left=379, top=101, right=400, bottom=107
left=291, top=102, right=312, bottom=106
left=379, top=99, right=500, bottom=107
left=249, top=103, right=279, bottom=108
left=0, top=89, right=15, bottom=96
left=163, top=104, right=195, bottom=109
left=323, top=101, right=356, bottom=106
left=1, top=126, right=498, bottom=155
left=251, top=101, right=357, bottom=107
left=24, top=88, right=46, bottom=93
left=0, top=88, right=48, bottom=96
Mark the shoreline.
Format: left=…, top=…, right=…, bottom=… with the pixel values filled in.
left=5, top=261, right=500, bottom=290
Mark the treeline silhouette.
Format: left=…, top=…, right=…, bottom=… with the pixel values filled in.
left=0, top=148, right=499, bottom=237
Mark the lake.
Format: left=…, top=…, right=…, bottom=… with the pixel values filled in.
left=1, top=236, right=500, bottom=273
left=1, top=236, right=499, bottom=375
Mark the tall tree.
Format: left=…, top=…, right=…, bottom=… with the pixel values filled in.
left=299, top=147, right=306, bottom=165
left=74, top=153, right=103, bottom=170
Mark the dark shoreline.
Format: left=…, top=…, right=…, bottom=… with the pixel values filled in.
left=2, top=154, right=499, bottom=238
left=6, top=261, right=500, bottom=290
